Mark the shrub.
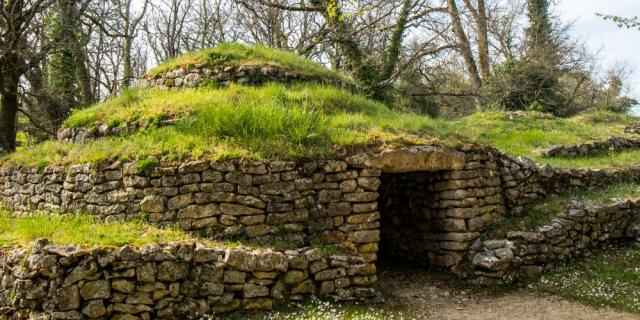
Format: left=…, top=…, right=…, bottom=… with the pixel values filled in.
left=482, top=60, right=564, bottom=115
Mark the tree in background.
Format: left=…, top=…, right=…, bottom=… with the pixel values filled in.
left=597, top=14, right=639, bottom=30
left=0, top=0, right=54, bottom=152
left=482, top=0, right=566, bottom=115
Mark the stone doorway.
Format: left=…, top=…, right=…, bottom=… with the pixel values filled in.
left=378, top=171, right=440, bottom=267
left=368, top=146, right=505, bottom=272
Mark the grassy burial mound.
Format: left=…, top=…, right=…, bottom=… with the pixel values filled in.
left=142, top=43, right=353, bottom=85
left=3, top=43, right=640, bottom=170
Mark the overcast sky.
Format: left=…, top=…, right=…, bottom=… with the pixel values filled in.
left=556, top=0, right=640, bottom=100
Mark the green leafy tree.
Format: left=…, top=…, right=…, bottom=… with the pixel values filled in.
left=597, top=14, right=639, bottom=30
left=45, top=0, right=93, bottom=128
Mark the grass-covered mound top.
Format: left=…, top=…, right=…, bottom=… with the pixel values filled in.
left=0, top=211, right=195, bottom=247
left=4, top=82, right=640, bottom=169
left=144, top=43, right=353, bottom=85
left=10, top=84, right=448, bottom=167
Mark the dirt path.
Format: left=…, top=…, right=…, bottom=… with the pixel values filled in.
left=376, top=264, right=639, bottom=320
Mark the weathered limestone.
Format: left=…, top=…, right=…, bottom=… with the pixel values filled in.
left=469, top=199, right=640, bottom=285
left=624, top=122, right=640, bottom=135
left=0, top=160, right=381, bottom=262
left=362, top=146, right=466, bottom=173
left=379, top=148, right=507, bottom=270
left=0, top=240, right=378, bottom=319
left=134, top=65, right=351, bottom=91
left=540, top=137, right=640, bottom=157
left=2, top=143, right=640, bottom=294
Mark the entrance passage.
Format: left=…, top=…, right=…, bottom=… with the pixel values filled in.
left=370, top=146, right=504, bottom=271
left=378, top=172, right=439, bottom=267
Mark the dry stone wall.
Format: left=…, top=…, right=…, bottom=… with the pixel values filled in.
left=0, top=239, right=377, bottom=319
left=3, top=145, right=640, bottom=281
left=540, top=137, right=640, bottom=157
left=0, top=159, right=381, bottom=270
left=377, top=146, right=640, bottom=272
left=469, top=199, right=640, bottom=285
left=625, top=122, right=640, bottom=135
left=134, top=65, right=352, bottom=91
left=57, top=119, right=177, bottom=144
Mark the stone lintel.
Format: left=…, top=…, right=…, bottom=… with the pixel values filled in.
left=366, top=146, right=466, bottom=173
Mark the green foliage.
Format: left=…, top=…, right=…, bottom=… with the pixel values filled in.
left=65, top=88, right=142, bottom=128
left=218, top=297, right=407, bottom=320
left=5, top=85, right=639, bottom=170
left=481, top=60, right=564, bottom=114
left=597, top=13, right=640, bottom=30
left=0, top=211, right=193, bottom=247
left=525, top=0, right=553, bottom=55
left=46, top=9, right=78, bottom=115
left=135, top=157, right=159, bottom=174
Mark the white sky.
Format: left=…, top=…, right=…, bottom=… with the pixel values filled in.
left=556, top=0, right=640, bottom=100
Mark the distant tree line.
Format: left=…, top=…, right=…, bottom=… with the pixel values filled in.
left=0, top=0, right=636, bottom=152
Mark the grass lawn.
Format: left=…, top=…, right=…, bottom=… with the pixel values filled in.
left=0, top=211, right=195, bottom=247
left=532, top=244, right=640, bottom=313
left=144, top=43, right=353, bottom=85
left=218, top=297, right=407, bottom=320
left=487, top=182, right=640, bottom=236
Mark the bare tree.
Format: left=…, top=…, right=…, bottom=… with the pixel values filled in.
left=0, top=0, right=54, bottom=152
left=144, top=0, right=194, bottom=63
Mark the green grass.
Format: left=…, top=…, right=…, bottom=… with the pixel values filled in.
left=5, top=84, right=451, bottom=167
left=532, top=245, right=640, bottom=313
left=4, top=82, right=640, bottom=169
left=0, top=210, right=195, bottom=247
left=145, top=43, right=353, bottom=85
left=218, top=298, right=407, bottom=320
left=488, top=183, right=640, bottom=236
left=449, top=111, right=636, bottom=160
left=535, top=149, right=640, bottom=169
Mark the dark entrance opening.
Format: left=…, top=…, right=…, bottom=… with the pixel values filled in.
left=378, top=171, right=440, bottom=267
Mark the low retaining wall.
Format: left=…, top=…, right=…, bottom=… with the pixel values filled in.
left=134, top=65, right=351, bottom=91
left=470, top=199, right=640, bottom=285
left=625, top=122, right=640, bottom=135
left=57, top=119, right=177, bottom=144
left=2, top=146, right=639, bottom=276
left=540, top=137, right=640, bottom=157
left=0, top=239, right=377, bottom=319
left=0, top=159, right=381, bottom=264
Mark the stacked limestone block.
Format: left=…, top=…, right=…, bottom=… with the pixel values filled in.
left=380, top=149, right=507, bottom=270
left=0, top=160, right=381, bottom=269
left=625, top=122, right=640, bottom=135
left=540, top=137, right=640, bottom=157
left=57, top=119, right=177, bottom=144
left=470, top=200, right=640, bottom=285
left=0, top=239, right=378, bottom=319
left=540, top=166, right=640, bottom=195
left=134, top=65, right=351, bottom=91
left=498, top=155, right=545, bottom=216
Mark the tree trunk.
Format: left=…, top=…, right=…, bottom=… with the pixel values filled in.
left=122, top=1, right=133, bottom=89
left=123, top=35, right=133, bottom=88
left=73, top=37, right=94, bottom=107
left=0, top=60, right=20, bottom=152
left=447, top=0, right=482, bottom=93
left=476, top=0, right=490, bottom=79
